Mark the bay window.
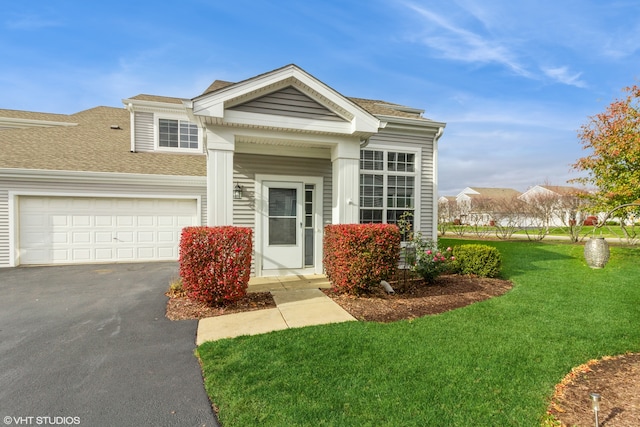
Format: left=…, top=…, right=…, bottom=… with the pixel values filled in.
left=359, top=149, right=417, bottom=228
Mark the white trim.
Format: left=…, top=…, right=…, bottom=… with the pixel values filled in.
left=224, top=110, right=354, bottom=135
left=0, top=117, right=77, bottom=129
left=153, top=112, right=204, bottom=154
left=0, top=168, right=206, bottom=187
left=235, top=141, right=331, bottom=159
left=192, top=65, right=380, bottom=135
left=8, top=191, right=202, bottom=267
left=254, top=174, right=323, bottom=276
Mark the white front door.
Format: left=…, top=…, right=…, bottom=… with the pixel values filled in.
left=261, top=181, right=304, bottom=270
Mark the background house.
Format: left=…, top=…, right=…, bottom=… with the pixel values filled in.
left=518, top=184, right=592, bottom=227
left=455, top=187, right=522, bottom=226
left=0, top=64, right=446, bottom=275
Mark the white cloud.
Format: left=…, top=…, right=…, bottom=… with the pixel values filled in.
left=541, top=66, right=587, bottom=88
left=401, top=2, right=532, bottom=78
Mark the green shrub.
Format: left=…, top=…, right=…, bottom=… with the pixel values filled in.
left=451, top=244, right=502, bottom=278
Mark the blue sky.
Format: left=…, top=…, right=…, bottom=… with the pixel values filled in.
left=2, top=0, right=639, bottom=196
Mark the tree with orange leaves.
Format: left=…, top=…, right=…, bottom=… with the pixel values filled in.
left=572, top=85, right=640, bottom=211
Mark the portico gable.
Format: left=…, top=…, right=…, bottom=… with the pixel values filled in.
left=187, top=64, right=380, bottom=228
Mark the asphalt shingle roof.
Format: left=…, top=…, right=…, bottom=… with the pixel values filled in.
left=2, top=74, right=429, bottom=176
left=0, top=106, right=206, bottom=176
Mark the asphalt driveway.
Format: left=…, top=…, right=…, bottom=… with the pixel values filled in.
left=0, top=262, right=218, bottom=427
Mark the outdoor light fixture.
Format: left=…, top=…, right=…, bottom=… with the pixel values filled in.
left=590, top=392, right=601, bottom=427
left=585, top=202, right=640, bottom=269
left=233, top=183, right=243, bottom=200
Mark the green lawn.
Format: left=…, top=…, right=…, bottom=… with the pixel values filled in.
left=197, top=239, right=640, bottom=426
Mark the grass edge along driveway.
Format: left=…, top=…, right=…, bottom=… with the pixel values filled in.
left=197, top=239, right=640, bottom=426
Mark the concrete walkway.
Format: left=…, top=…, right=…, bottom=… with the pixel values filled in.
left=196, top=275, right=356, bottom=344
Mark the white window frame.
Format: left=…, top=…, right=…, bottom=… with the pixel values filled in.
left=154, top=113, right=202, bottom=153
left=359, top=145, right=421, bottom=230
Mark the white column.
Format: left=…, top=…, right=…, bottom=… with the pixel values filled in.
left=331, top=140, right=360, bottom=224
left=206, top=128, right=235, bottom=226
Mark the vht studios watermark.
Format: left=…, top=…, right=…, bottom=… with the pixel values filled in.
left=3, top=416, right=81, bottom=425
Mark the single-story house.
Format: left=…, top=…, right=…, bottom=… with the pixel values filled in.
left=0, top=64, right=446, bottom=276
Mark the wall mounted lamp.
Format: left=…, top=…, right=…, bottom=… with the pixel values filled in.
left=233, top=183, right=243, bottom=200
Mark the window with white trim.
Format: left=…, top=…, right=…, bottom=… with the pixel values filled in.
left=359, top=149, right=416, bottom=228
left=158, top=118, right=198, bottom=149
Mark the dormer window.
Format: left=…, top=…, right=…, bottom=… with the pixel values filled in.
left=158, top=118, right=198, bottom=150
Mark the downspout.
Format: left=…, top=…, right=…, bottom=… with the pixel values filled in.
left=432, top=127, right=445, bottom=240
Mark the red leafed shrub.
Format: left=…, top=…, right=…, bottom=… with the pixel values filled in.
left=179, top=226, right=253, bottom=306
left=323, top=223, right=401, bottom=295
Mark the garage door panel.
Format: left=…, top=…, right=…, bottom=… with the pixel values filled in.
left=72, top=249, right=91, bottom=260
left=52, top=249, right=69, bottom=262
left=72, top=232, right=91, bottom=244
left=95, top=216, right=113, bottom=227
left=72, top=216, right=91, bottom=227
left=95, top=232, right=113, bottom=243
left=158, top=216, right=174, bottom=226
left=138, top=216, right=154, bottom=227
left=19, top=196, right=198, bottom=265
left=158, top=247, right=176, bottom=258
left=52, top=232, right=68, bottom=244
left=117, top=216, right=135, bottom=227
left=51, top=215, right=69, bottom=226
left=137, top=247, right=155, bottom=258
left=95, top=248, right=114, bottom=260
left=137, top=231, right=155, bottom=243
left=116, top=248, right=135, bottom=259
left=177, top=216, right=195, bottom=226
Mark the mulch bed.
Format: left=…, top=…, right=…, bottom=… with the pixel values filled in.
left=547, top=353, right=640, bottom=427
left=165, top=290, right=276, bottom=321
left=321, top=273, right=513, bottom=322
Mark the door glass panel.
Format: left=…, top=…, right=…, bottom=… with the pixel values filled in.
left=304, top=185, right=314, bottom=267
left=268, top=188, right=297, bottom=245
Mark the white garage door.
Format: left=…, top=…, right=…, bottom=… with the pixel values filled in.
left=19, top=196, right=198, bottom=265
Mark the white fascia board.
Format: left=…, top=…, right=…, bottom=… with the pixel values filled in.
left=122, top=98, right=188, bottom=115
left=0, top=168, right=206, bottom=187
left=0, top=117, right=78, bottom=129
left=377, top=114, right=447, bottom=133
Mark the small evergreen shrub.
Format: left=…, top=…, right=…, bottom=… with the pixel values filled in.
left=324, top=224, right=401, bottom=295
left=179, top=226, right=252, bottom=306
left=451, top=244, right=502, bottom=278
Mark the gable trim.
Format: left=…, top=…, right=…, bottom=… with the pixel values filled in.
left=190, top=65, right=380, bottom=136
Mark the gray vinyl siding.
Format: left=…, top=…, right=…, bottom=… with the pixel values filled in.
left=0, top=177, right=207, bottom=267
left=134, top=112, right=154, bottom=152
left=367, top=130, right=436, bottom=237
left=230, top=87, right=345, bottom=122
left=0, top=190, right=8, bottom=266
left=233, top=153, right=333, bottom=230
